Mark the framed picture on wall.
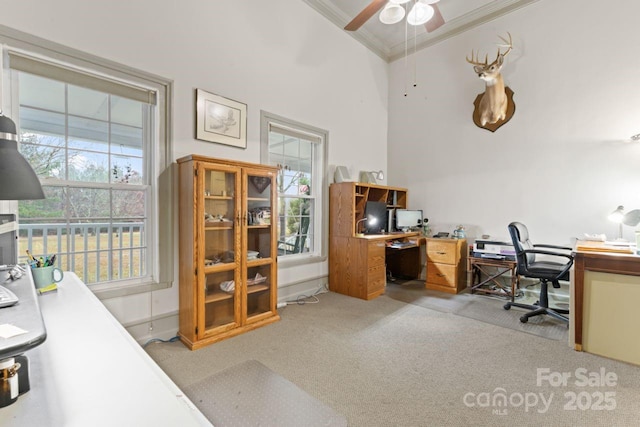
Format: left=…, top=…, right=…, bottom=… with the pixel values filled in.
left=195, top=89, right=247, bottom=148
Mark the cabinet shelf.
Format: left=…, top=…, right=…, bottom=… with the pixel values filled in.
left=247, top=284, right=269, bottom=294
left=205, top=289, right=234, bottom=304
left=247, top=197, right=270, bottom=202
left=205, top=195, right=233, bottom=200
left=205, top=225, right=234, bottom=231
left=203, top=262, right=236, bottom=274
left=247, top=258, right=272, bottom=268
left=247, top=224, right=270, bottom=229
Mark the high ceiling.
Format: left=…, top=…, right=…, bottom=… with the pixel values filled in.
left=303, top=0, right=541, bottom=62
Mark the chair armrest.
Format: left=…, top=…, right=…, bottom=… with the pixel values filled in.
left=522, top=248, right=574, bottom=263
left=533, top=243, right=572, bottom=251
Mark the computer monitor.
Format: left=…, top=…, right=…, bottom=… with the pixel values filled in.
left=395, top=209, right=423, bottom=232
left=363, top=201, right=387, bottom=234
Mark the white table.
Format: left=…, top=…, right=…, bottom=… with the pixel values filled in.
left=0, top=272, right=212, bottom=426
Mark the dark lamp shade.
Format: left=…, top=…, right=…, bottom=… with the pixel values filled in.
left=0, top=114, right=45, bottom=200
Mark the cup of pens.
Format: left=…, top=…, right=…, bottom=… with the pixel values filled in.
left=28, top=253, right=63, bottom=290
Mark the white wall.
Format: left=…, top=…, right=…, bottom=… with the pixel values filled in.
left=388, top=0, right=640, bottom=245
left=1, top=0, right=389, bottom=340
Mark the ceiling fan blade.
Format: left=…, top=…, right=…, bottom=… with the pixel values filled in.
left=424, top=3, right=445, bottom=32
left=344, top=0, right=388, bottom=31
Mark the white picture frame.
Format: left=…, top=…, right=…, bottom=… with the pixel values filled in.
left=196, top=89, right=247, bottom=148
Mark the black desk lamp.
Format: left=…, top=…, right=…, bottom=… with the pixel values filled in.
left=0, top=112, right=45, bottom=201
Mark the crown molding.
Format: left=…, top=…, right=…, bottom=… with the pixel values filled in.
left=303, top=0, right=542, bottom=63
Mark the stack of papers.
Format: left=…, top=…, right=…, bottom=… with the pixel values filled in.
left=576, top=240, right=635, bottom=254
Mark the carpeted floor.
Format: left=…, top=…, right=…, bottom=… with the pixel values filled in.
left=385, top=280, right=569, bottom=341
left=146, top=287, right=640, bottom=427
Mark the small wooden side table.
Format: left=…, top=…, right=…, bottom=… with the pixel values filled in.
left=468, top=256, right=519, bottom=301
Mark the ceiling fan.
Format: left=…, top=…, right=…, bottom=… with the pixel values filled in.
left=344, top=0, right=445, bottom=33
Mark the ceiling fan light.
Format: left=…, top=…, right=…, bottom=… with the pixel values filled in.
left=407, top=3, right=434, bottom=26
left=389, top=0, right=411, bottom=4
left=419, top=0, right=440, bottom=4
left=379, top=4, right=405, bottom=25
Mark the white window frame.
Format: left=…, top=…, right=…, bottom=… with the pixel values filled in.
left=260, top=111, right=328, bottom=265
left=0, top=26, right=173, bottom=298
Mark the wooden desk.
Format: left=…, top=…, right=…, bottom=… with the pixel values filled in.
left=572, top=241, right=640, bottom=365
left=468, top=256, right=519, bottom=301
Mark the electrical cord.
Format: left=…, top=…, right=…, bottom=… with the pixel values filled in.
left=143, top=335, right=180, bottom=348
left=282, top=284, right=328, bottom=306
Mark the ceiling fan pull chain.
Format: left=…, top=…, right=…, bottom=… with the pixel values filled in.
left=413, top=15, right=417, bottom=88
left=404, top=9, right=408, bottom=97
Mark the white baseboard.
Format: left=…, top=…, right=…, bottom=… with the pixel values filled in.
left=127, top=275, right=329, bottom=344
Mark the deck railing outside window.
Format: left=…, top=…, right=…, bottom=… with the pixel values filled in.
left=19, top=221, right=145, bottom=285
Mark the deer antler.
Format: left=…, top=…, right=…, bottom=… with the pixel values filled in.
left=496, top=32, right=513, bottom=59
left=467, top=32, right=513, bottom=65
left=466, top=50, right=488, bottom=66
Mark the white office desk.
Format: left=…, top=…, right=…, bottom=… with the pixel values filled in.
left=0, top=272, right=212, bottom=427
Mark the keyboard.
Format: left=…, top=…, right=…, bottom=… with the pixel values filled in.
left=0, top=285, right=19, bottom=308
left=390, top=241, right=415, bottom=248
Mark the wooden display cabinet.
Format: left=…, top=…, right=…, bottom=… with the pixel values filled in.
left=177, top=155, right=279, bottom=350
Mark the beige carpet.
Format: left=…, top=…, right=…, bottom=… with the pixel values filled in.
left=146, top=290, right=640, bottom=427
left=385, top=280, right=569, bottom=341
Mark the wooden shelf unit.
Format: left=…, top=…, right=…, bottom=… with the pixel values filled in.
left=177, top=155, right=279, bottom=350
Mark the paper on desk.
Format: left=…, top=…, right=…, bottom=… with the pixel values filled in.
left=0, top=323, right=28, bottom=339
left=576, top=240, right=634, bottom=254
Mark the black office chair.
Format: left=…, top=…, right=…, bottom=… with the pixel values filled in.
left=504, top=222, right=574, bottom=324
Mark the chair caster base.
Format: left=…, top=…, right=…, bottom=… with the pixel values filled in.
left=520, top=315, right=529, bottom=323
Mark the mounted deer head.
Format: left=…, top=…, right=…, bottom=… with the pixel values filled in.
left=466, top=33, right=515, bottom=130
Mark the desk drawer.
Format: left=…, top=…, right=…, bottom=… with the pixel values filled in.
left=367, top=241, right=386, bottom=267
left=368, top=264, right=386, bottom=294
left=427, top=241, right=458, bottom=265
left=427, top=262, right=456, bottom=287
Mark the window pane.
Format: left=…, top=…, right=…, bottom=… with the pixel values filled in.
left=18, top=186, right=66, bottom=220
left=112, top=190, right=145, bottom=217
left=283, top=139, right=299, bottom=158
left=20, top=107, right=65, bottom=138
left=112, top=123, right=143, bottom=154
left=68, top=85, right=109, bottom=120
left=19, top=73, right=65, bottom=112
left=68, top=116, right=109, bottom=152
left=68, top=150, right=110, bottom=183
left=111, top=155, right=143, bottom=184
left=269, top=134, right=284, bottom=155
left=19, top=134, right=66, bottom=179
left=67, top=187, right=110, bottom=220
left=299, top=140, right=312, bottom=160
left=111, top=96, right=143, bottom=128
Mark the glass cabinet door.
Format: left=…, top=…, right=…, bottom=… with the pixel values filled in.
left=198, top=163, right=241, bottom=336
left=243, top=168, right=276, bottom=322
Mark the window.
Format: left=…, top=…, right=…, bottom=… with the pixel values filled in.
left=261, top=112, right=327, bottom=262
left=3, top=46, right=172, bottom=294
